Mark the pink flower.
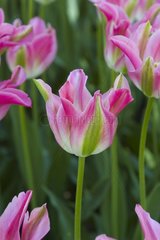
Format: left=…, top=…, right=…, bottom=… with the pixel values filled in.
left=91, top=0, right=130, bottom=71
left=111, top=21, right=160, bottom=98
left=34, top=69, right=133, bottom=157
left=96, top=234, right=116, bottom=240
left=0, top=190, right=50, bottom=240
left=7, top=17, right=57, bottom=78
left=135, top=204, right=160, bottom=240
left=0, top=66, right=32, bottom=120
left=0, top=9, right=32, bottom=54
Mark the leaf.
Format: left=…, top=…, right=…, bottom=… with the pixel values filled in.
left=44, top=187, right=74, bottom=240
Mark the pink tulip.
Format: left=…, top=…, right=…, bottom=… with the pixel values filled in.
left=0, top=8, right=32, bottom=54
left=111, top=21, right=160, bottom=98
left=91, top=0, right=130, bottom=71
left=92, top=0, right=160, bottom=21
left=0, top=190, right=50, bottom=240
left=7, top=17, right=57, bottom=78
left=135, top=204, right=160, bottom=240
left=96, top=234, right=116, bottom=240
left=0, top=66, right=31, bottom=120
left=34, top=69, right=133, bottom=157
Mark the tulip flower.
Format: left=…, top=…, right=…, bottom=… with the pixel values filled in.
left=0, top=8, right=32, bottom=54
left=34, top=69, right=133, bottom=157
left=91, top=0, right=130, bottom=71
left=7, top=17, right=57, bottom=78
left=135, top=204, right=160, bottom=240
left=96, top=234, right=116, bottom=240
left=0, top=190, right=50, bottom=240
left=111, top=21, right=160, bottom=98
left=0, top=66, right=32, bottom=120
left=35, top=69, right=133, bottom=240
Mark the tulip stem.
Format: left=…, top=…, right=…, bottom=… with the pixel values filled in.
left=19, top=106, right=36, bottom=208
left=29, top=0, right=34, bottom=19
left=111, top=136, right=119, bottom=237
left=139, top=97, right=154, bottom=208
left=74, top=156, right=86, bottom=240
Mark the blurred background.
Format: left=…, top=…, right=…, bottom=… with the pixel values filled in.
left=0, top=0, right=160, bottom=239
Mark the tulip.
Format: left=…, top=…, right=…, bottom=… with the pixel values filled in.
left=0, top=8, right=32, bottom=54
left=0, top=66, right=31, bottom=120
left=7, top=17, right=57, bottom=78
left=35, top=69, right=133, bottom=240
left=135, top=204, right=160, bottom=240
left=92, top=0, right=160, bottom=20
left=0, top=190, right=50, bottom=240
left=91, top=0, right=130, bottom=72
left=34, top=69, right=133, bottom=157
left=111, top=21, right=160, bottom=98
left=96, top=234, right=116, bottom=240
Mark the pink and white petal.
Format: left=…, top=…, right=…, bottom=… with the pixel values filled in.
left=144, top=30, right=160, bottom=62
left=0, top=88, right=32, bottom=107
left=21, top=204, right=50, bottom=240
left=135, top=204, right=160, bottom=240
left=0, top=104, right=10, bottom=120
left=31, top=30, right=57, bottom=78
left=0, top=23, right=14, bottom=38
left=46, top=96, right=72, bottom=153
left=29, top=17, right=46, bottom=36
left=0, top=191, right=32, bottom=240
left=59, top=69, right=92, bottom=111
left=0, top=66, right=26, bottom=88
left=108, top=88, right=133, bottom=115
left=111, top=35, right=142, bottom=70
left=55, top=104, right=73, bottom=153
left=96, top=234, right=116, bottom=240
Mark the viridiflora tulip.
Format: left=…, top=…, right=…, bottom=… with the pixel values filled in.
left=7, top=17, right=57, bottom=78
left=0, top=190, right=50, bottom=240
left=111, top=21, right=160, bottom=98
left=34, top=69, right=133, bottom=157
left=35, top=69, right=133, bottom=240
left=91, top=0, right=130, bottom=72
left=0, top=66, right=31, bottom=120
left=0, top=8, right=32, bottom=54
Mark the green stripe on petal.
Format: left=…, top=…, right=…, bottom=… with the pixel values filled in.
left=82, top=95, right=103, bottom=157
left=141, top=57, right=154, bottom=97
left=33, top=79, right=49, bottom=102
left=16, top=46, right=26, bottom=68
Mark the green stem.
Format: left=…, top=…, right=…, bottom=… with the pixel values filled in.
left=21, top=0, right=26, bottom=22
left=111, top=136, right=119, bottom=237
left=74, top=156, right=86, bottom=240
left=139, top=97, right=154, bottom=208
left=28, top=0, right=34, bottom=19
left=19, top=106, right=36, bottom=207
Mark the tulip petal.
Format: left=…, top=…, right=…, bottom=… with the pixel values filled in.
left=96, top=234, right=116, bottom=240
left=59, top=69, right=92, bottom=111
left=135, top=204, right=160, bottom=240
left=0, top=191, right=32, bottom=240
left=111, top=35, right=142, bottom=70
left=0, top=88, right=32, bottom=107
left=21, top=204, right=50, bottom=240
left=144, top=30, right=160, bottom=62
left=0, top=66, right=26, bottom=89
